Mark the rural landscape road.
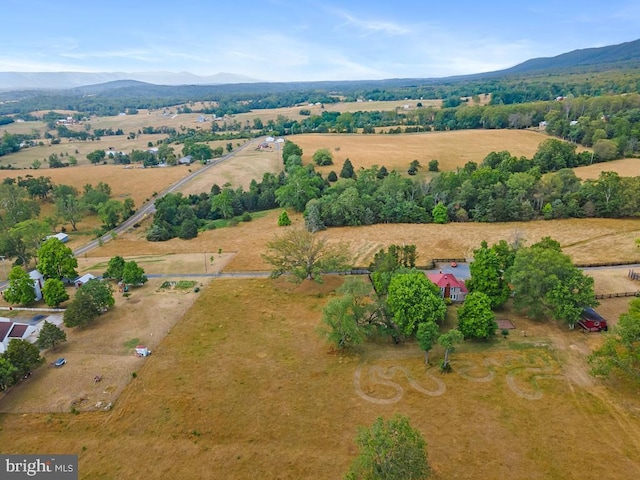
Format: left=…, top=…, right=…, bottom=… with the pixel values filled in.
left=73, top=136, right=265, bottom=257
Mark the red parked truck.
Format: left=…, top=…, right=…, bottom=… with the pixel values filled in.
left=578, top=308, right=608, bottom=332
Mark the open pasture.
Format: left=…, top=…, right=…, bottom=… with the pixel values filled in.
left=0, top=277, right=639, bottom=479
left=574, top=157, right=640, bottom=180
left=290, top=130, right=550, bottom=174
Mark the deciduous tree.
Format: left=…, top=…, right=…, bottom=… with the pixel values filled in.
left=438, top=329, right=463, bottom=370
left=122, top=261, right=147, bottom=286
left=466, top=241, right=511, bottom=309
left=262, top=228, right=351, bottom=283
left=589, top=298, right=640, bottom=381
left=416, top=321, right=440, bottom=364
left=42, top=278, right=69, bottom=307
left=386, top=271, right=446, bottom=337
left=457, top=292, right=497, bottom=340
left=3, top=266, right=36, bottom=306
left=346, top=414, right=430, bottom=480
left=4, top=339, right=42, bottom=381
left=37, top=238, right=78, bottom=280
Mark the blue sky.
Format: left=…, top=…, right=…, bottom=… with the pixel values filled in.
left=1, top=0, right=639, bottom=81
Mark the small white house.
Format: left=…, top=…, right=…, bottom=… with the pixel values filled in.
left=28, top=270, right=44, bottom=301
left=265, top=136, right=275, bottom=143
left=178, top=155, right=193, bottom=165
left=75, top=273, right=96, bottom=288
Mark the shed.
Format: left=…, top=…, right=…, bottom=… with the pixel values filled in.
left=135, top=345, right=151, bottom=357
left=46, top=232, right=69, bottom=243
left=75, top=273, right=97, bottom=288
left=178, top=155, right=192, bottom=165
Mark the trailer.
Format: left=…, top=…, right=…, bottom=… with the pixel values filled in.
left=135, top=345, right=151, bottom=357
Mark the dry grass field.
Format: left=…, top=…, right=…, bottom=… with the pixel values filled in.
left=290, top=130, right=551, bottom=175
left=2, top=126, right=640, bottom=479
left=574, top=157, right=640, bottom=180
left=1, top=277, right=639, bottom=479
left=93, top=210, right=640, bottom=272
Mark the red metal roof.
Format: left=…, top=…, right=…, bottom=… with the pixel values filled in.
left=427, top=273, right=468, bottom=293
left=0, top=322, right=12, bottom=342
left=8, top=324, right=28, bottom=338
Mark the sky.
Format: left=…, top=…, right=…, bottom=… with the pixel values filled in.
left=1, top=0, right=639, bottom=82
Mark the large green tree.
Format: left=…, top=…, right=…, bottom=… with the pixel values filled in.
left=589, top=298, right=640, bottom=381
left=122, top=261, right=147, bottom=286
left=262, top=228, right=351, bottom=283
left=37, top=237, right=78, bottom=280
left=386, top=271, right=446, bottom=337
left=4, top=339, right=42, bottom=381
left=3, top=266, right=36, bottom=305
left=104, top=255, right=126, bottom=281
left=98, top=199, right=124, bottom=229
left=507, top=238, right=597, bottom=327
left=318, top=277, right=381, bottom=349
left=42, top=278, right=69, bottom=307
left=346, top=414, right=430, bottom=480
left=457, top=292, right=497, bottom=340
left=63, top=288, right=100, bottom=328
left=36, top=320, right=67, bottom=350
left=80, top=278, right=115, bottom=312
left=275, top=166, right=324, bottom=212
left=466, top=241, right=511, bottom=309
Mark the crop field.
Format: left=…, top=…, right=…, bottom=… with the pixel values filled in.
left=290, top=130, right=552, bottom=175
left=0, top=277, right=639, bottom=479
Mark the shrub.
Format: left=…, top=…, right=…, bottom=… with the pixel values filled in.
left=241, top=212, right=252, bottom=222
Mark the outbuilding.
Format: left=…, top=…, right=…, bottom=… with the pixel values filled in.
left=578, top=308, right=608, bottom=332
left=75, top=273, right=97, bottom=288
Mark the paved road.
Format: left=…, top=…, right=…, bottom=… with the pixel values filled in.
left=73, top=136, right=264, bottom=257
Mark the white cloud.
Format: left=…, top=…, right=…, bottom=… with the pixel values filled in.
left=327, top=7, right=411, bottom=36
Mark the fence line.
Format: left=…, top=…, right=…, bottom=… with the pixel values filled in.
left=629, top=270, right=640, bottom=281
left=575, top=260, right=640, bottom=268
left=595, top=291, right=640, bottom=300
left=0, top=306, right=65, bottom=312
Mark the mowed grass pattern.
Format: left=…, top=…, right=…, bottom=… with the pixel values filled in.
left=1, top=277, right=639, bottom=479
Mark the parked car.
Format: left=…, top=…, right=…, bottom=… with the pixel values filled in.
left=53, top=357, right=66, bottom=367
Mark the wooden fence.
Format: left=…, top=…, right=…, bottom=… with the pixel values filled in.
left=575, top=259, right=640, bottom=268
left=595, top=291, right=640, bottom=300
left=629, top=270, right=640, bottom=281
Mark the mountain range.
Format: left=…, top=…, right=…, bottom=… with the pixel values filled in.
left=0, top=71, right=260, bottom=90
left=0, top=38, right=638, bottom=91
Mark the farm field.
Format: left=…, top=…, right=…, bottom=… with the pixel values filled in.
left=290, top=130, right=553, bottom=175
left=574, top=157, right=640, bottom=179
left=90, top=210, right=640, bottom=271
left=0, top=277, right=639, bottom=479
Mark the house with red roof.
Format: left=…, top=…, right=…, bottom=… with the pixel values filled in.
left=427, top=272, right=468, bottom=302
left=0, top=318, right=37, bottom=354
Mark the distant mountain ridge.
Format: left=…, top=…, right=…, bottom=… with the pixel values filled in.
left=0, top=38, right=638, bottom=92
left=0, top=71, right=261, bottom=90
left=498, top=37, right=640, bottom=75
